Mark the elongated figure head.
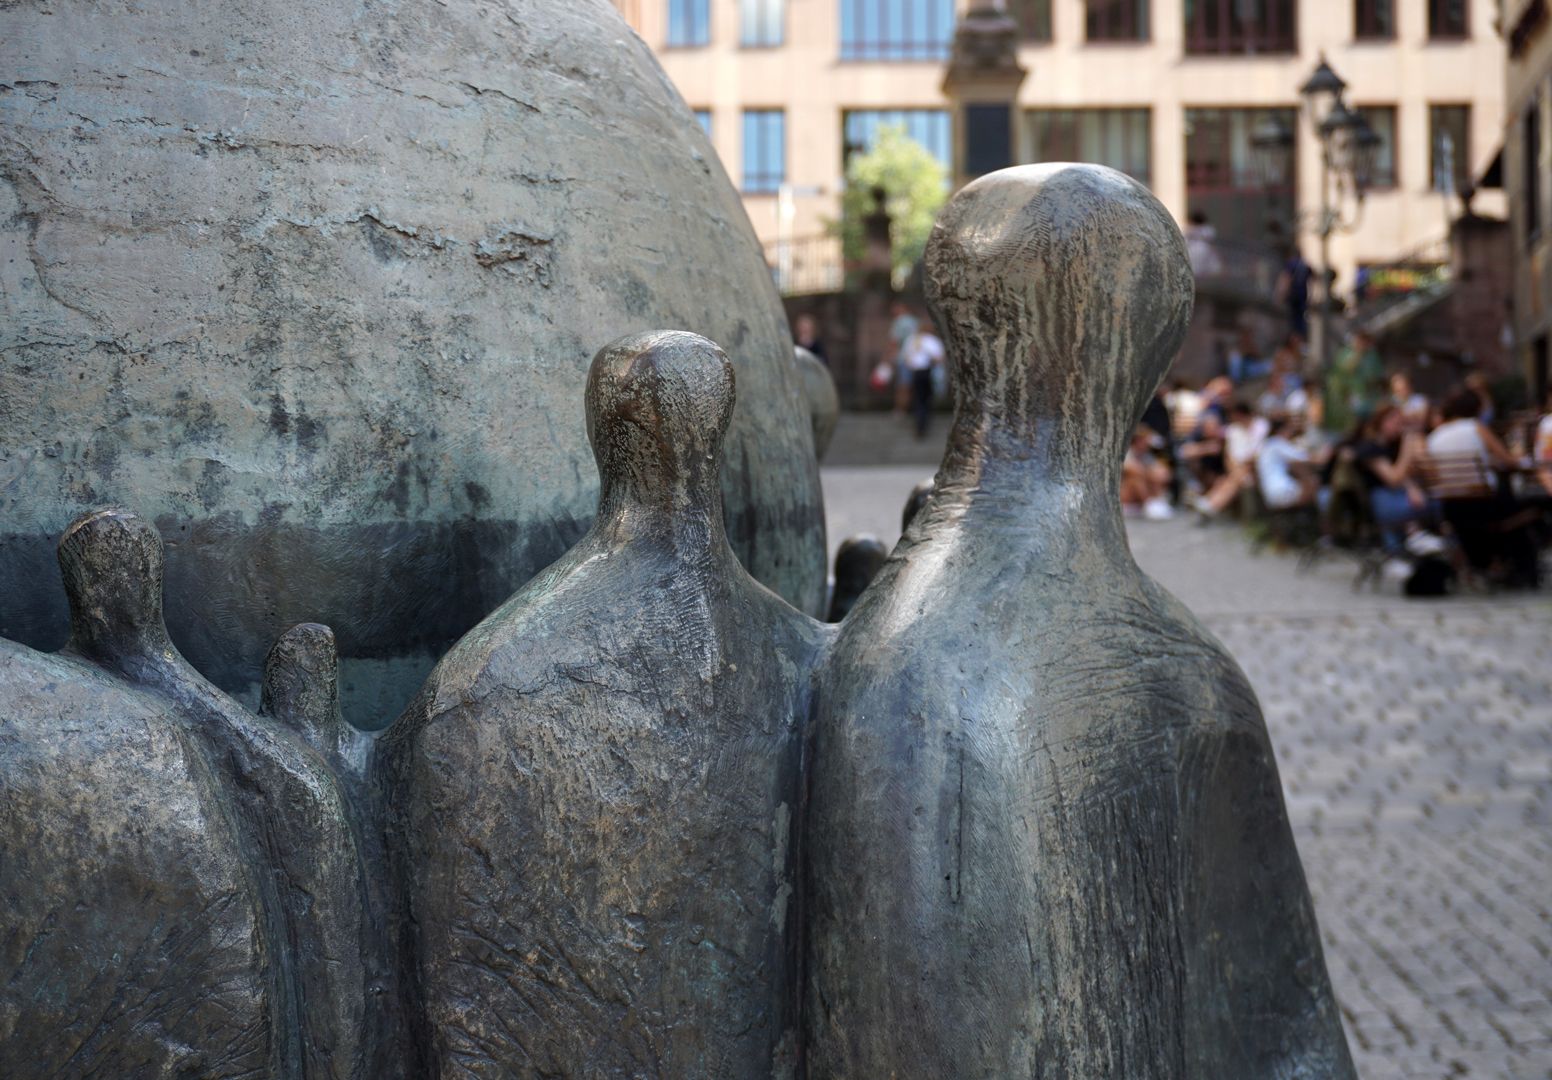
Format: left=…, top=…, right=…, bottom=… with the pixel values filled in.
left=586, top=330, right=737, bottom=518
left=925, top=164, right=1194, bottom=477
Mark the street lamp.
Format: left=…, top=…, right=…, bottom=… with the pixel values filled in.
left=1254, top=54, right=1379, bottom=374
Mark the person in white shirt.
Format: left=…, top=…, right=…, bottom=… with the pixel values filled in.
left=1194, top=402, right=1269, bottom=517
left=1256, top=412, right=1323, bottom=510
left=1535, top=387, right=1552, bottom=498
left=900, top=327, right=945, bottom=439
left=1425, top=386, right=1520, bottom=472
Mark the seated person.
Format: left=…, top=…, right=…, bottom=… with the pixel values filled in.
left=1354, top=405, right=1432, bottom=552
left=1426, top=386, right=1521, bottom=473
left=1178, top=411, right=1227, bottom=492
left=1194, top=402, right=1268, bottom=517
left=1426, top=385, right=1540, bottom=588
left=1388, top=372, right=1430, bottom=426
left=1122, top=427, right=1174, bottom=521
left=1256, top=412, right=1325, bottom=511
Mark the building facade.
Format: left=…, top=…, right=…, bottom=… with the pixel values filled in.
left=1502, top=0, right=1552, bottom=399
left=614, top=0, right=1505, bottom=299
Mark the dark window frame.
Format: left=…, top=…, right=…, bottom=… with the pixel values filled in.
left=1354, top=0, right=1395, bottom=39
left=666, top=0, right=711, bottom=47
left=1427, top=0, right=1470, bottom=38
left=742, top=108, right=787, bottom=195
left=839, top=0, right=956, bottom=61
left=1011, top=0, right=1054, bottom=42
left=1355, top=104, right=1399, bottom=190
left=1086, top=0, right=1151, bottom=42
left=1184, top=105, right=1300, bottom=247
left=1184, top=0, right=1297, bottom=54
left=1023, top=107, right=1154, bottom=185
left=1428, top=103, right=1471, bottom=193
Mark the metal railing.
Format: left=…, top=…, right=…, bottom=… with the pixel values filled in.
left=765, top=234, right=846, bottom=296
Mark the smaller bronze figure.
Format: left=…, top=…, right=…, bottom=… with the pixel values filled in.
left=382, top=331, right=831, bottom=1078
left=795, top=343, right=840, bottom=459
left=1, top=509, right=380, bottom=1080
left=827, top=535, right=888, bottom=622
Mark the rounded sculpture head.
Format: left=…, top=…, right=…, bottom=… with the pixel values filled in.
left=586, top=330, right=737, bottom=504
left=262, top=623, right=342, bottom=747
left=56, top=508, right=170, bottom=664
left=925, top=164, right=1194, bottom=468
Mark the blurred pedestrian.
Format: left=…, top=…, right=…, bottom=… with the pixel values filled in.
left=900, top=323, right=944, bottom=439
left=888, top=301, right=918, bottom=416
left=1257, top=411, right=1323, bottom=510
left=1275, top=246, right=1312, bottom=340
left=794, top=313, right=828, bottom=366
left=1123, top=427, right=1174, bottom=520
left=1185, top=210, right=1222, bottom=277
left=1323, top=330, right=1385, bottom=437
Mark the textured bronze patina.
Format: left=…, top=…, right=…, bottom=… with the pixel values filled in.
left=803, top=164, right=1355, bottom=1078
left=0, top=510, right=395, bottom=1078
left=0, top=0, right=825, bottom=729
left=0, top=164, right=1352, bottom=1079
left=380, top=331, right=831, bottom=1078
left=794, top=345, right=840, bottom=460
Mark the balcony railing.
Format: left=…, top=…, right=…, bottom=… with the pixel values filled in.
left=765, top=234, right=846, bottom=296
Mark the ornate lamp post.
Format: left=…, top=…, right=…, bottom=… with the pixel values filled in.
left=1252, top=55, right=1379, bottom=371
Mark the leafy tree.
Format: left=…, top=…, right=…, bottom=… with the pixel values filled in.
left=833, top=125, right=948, bottom=287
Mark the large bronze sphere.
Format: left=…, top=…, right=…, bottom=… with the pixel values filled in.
left=0, top=0, right=824, bottom=726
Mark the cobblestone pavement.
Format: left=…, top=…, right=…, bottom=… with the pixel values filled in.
left=822, top=463, right=1552, bottom=1079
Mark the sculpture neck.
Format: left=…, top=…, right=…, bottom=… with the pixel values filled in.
left=594, top=471, right=729, bottom=556
left=926, top=413, right=1129, bottom=556
left=67, top=613, right=179, bottom=684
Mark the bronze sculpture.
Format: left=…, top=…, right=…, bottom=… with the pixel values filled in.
left=379, top=332, right=831, bottom=1078
left=1, top=510, right=391, bottom=1078
left=0, top=164, right=1353, bottom=1079
left=803, top=164, right=1354, bottom=1078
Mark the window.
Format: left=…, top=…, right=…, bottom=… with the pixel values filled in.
left=667, top=0, right=710, bottom=45
left=693, top=109, right=712, bottom=138
left=1184, top=0, right=1296, bottom=53
left=1354, top=0, right=1394, bottom=38
left=1428, top=0, right=1469, bottom=37
left=1356, top=106, right=1397, bottom=189
left=1087, top=0, right=1149, bottom=40
left=1185, top=107, right=1298, bottom=245
left=741, top=0, right=783, bottom=46
left=1429, top=104, right=1471, bottom=192
left=1024, top=109, right=1152, bottom=185
left=843, top=109, right=952, bottom=169
left=964, top=104, right=1014, bottom=177
left=743, top=109, right=786, bottom=193
left=1011, top=0, right=1053, bottom=41
left=839, top=0, right=956, bottom=60
left=1525, top=100, right=1542, bottom=238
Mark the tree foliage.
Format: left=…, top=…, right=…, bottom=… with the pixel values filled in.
left=833, top=126, right=948, bottom=287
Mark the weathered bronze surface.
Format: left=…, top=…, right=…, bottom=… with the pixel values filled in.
left=0, top=0, right=825, bottom=729
left=803, top=164, right=1355, bottom=1077
left=380, top=331, right=831, bottom=1078
left=0, top=163, right=1352, bottom=1079
left=794, top=345, right=840, bottom=460
left=1, top=510, right=393, bottom=1078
